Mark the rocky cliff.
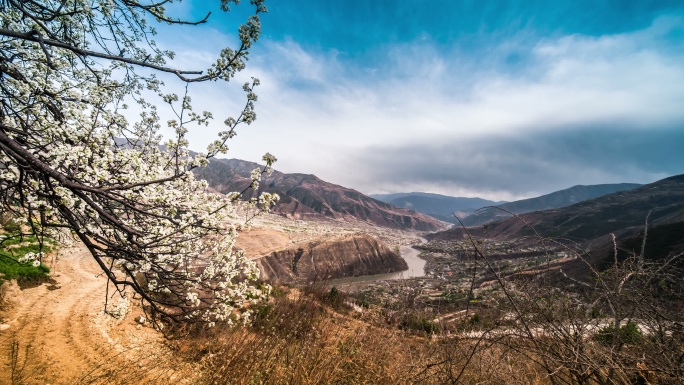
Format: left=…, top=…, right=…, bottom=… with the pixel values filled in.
left=256, top=234, right=407, bottom=283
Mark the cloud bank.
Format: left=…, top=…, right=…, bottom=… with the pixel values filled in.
left=154, top=7, right=684, bottom=200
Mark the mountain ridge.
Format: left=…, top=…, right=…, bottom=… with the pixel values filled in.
left=460, top=183, right=642, bottom=226
left=370, top=192, right=506, bottom=224
left=195, top=158, right=447, bottom=231
left=430, top=175, right=683, bottom=243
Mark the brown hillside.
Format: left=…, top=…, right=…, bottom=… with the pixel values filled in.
left=195, top=158, right=446, bottom=231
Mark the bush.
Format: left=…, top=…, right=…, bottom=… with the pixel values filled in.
left=0, top=235, right=52, bottom=283
left=325, top=286, right=345, bottom=308
left=0, top=252, right=50, bottom=282
left=2, top=220, right=20, bottom=233
left=0, top=213, right=20, bottom=233
left=400, top=315, right=440, bottom=335
left=595, top=322, right=643, bottom=345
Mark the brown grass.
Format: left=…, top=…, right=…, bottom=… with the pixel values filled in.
left=159, top=264, right=684, bottom=385
left=178, top=289, right=417, bottom=384
left=0, top=282, right=8, bottom=312
left=167, top=287, right=562, bottom=385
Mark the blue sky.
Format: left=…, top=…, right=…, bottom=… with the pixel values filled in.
left=153, top=0, right=684, bottom=200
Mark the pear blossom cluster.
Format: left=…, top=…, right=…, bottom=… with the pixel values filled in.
left=107, top=296, right=131, bottom=319
left=18, top=252, right=45, bottom=267
left=0, top=0, right=278, bottom=325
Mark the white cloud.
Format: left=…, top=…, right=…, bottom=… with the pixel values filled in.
left=149, top=16, right=684, bottom=199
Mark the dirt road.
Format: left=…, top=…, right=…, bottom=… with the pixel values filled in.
left=0, top=244, right=197, bottom=384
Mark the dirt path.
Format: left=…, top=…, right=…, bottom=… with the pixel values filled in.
left=0, top=244, right=199, bottom=384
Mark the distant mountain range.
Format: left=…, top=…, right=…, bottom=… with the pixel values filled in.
left=430, top=175, right=684, bottom=251
left=195, top=158, right=446, bottom=231
left=460, top=183, right=642, bottom=226
left=428, top=175, right=684, bottom=279
left=370, top=184, right=641, bottom=226
left=370, top=192, right=506, bottom=223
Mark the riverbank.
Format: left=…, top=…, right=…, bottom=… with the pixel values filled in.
left=324, top=237, right=428, bottom=290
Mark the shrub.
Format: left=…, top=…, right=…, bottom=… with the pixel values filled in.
left=1, top=219, right=20, bottom=233
left=0, top=252, right=50, bottom=282
left=325, top=286, right=345, bottom=308
left=595, top=322, right=643, bottom=345
left=400, top=315, right=440, bottom=335
left=0, top=235, right=52, bottom=284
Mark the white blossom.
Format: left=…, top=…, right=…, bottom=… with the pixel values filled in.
left=0, top=0, right=272, bottom=326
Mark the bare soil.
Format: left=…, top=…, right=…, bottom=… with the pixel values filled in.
left=235, top=227, right=351, bottom=259
left=235, top=228, right=296, bottom=258
left=0, top=244, right=198, bottom=385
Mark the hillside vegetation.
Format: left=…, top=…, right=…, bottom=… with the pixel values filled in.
left=0, top=223, right=52, bottom=286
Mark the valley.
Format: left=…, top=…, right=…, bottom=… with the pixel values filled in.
left=2, top=166, right=683, bottom=384
left=231, top=172, right=684, bottom=357
left=2, top=1, right=682, bottom=383
left=229, top=172, right=682, bottom=296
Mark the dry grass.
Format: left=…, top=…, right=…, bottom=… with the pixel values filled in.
left=168, top=287, right=563, bottom=385
left=178, top=288, right=421, bottom=384
left=164, top=244, right=684, bottom=385
left=0, top=282, right=8, bottom=311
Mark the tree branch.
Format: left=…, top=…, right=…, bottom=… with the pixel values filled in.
left=0, top=27, right=204, bottom=80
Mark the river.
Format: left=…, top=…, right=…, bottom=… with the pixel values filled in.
left=328, top=236, right=427, bottom=284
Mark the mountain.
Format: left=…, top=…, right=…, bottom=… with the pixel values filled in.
left=195, top=158, right=446, bottom=231
left=430, top=175, right=684, bottom=244
left=460, top=183, right=642, bottom=226
left=370, top=192, right=506, bottom=223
